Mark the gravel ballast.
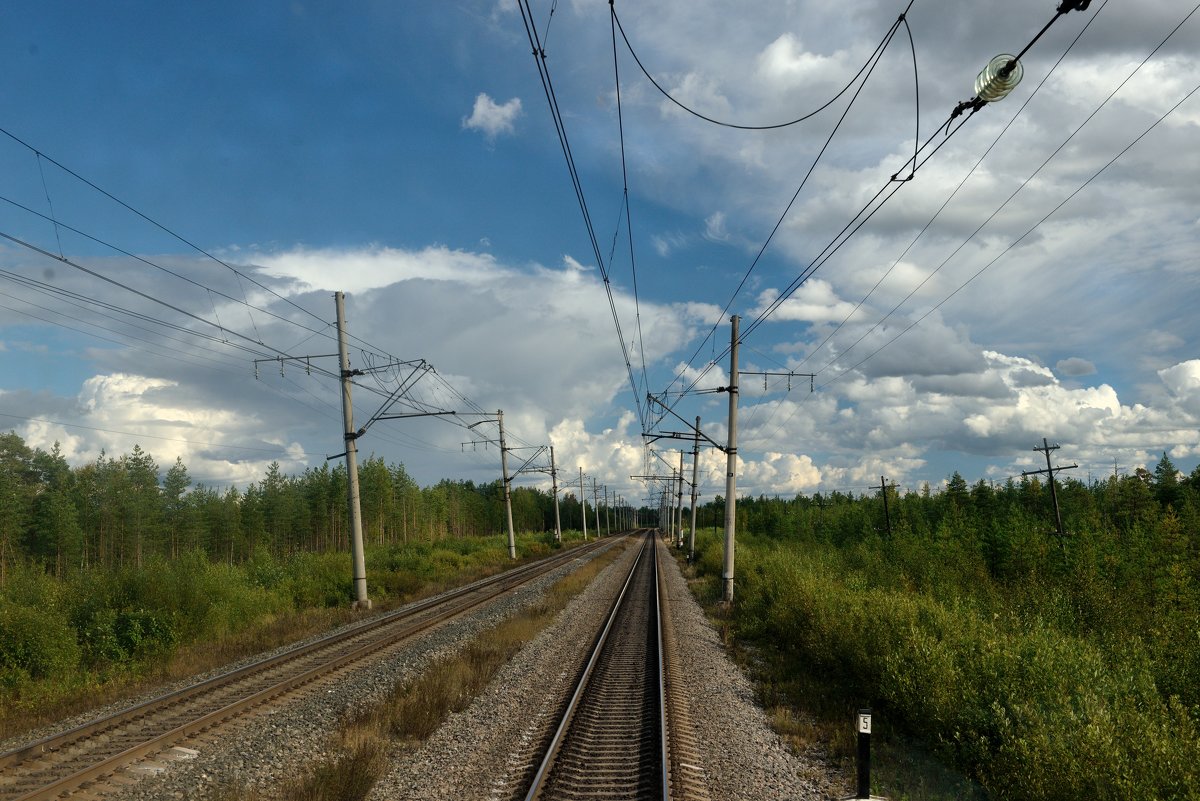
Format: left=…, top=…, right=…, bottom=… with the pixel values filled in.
left=23, top=535, right=840, bottom=800
left=367, top=537, right=643, bottom=801
left=52, top=540, right=626, bottom=801
left=369, top=536, right=836, bottom=801
left=660, top=551, right=838, bottom=800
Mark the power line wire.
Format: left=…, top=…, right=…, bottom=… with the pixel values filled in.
left=658, top=0, right=1103, bottom=426
left=814, top=0, right=1198, bottom=382
left=654, top=10, right=911, bottom=416
left=0, top=192, right=340, bottom=345
left=792, top=0, right=1112, bottom=375
left=610, top=6, right=651, bottom=409
left=0, top=126, right=401, bottom=363
left=818, top=75, right=1200, bottom=390
left=611, top=2, right=912, bottom=130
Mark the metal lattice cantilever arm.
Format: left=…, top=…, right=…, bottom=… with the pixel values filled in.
left=645, top=393, right=726, bottom=452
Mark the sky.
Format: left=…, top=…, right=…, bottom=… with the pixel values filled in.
left=0, top=0, right=1197, bottom=506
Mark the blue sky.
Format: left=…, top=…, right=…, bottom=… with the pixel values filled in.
left=0, top=0, right=1197, bottom=502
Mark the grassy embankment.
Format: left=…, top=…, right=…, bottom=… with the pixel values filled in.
left=0, top=530, right=593, bottom=740
left=681, top=527, right=1200, bottom=801
left=212, top=538, right=629, bottom=801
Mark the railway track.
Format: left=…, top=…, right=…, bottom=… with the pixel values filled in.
left=0, top=535, right=624, bottom=801
left=522, top=532, right=709, bottom=801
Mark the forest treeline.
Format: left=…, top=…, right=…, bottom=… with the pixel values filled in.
left=0, top=431, right=604, bottom=580
left=689, top=454, right=1200, bottom=800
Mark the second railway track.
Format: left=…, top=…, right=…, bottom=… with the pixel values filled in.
left=0, top=535, right=625, bottom=801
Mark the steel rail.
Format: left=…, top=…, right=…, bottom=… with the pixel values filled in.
left=655, top=535, right=671, bottom=800
left=522, top=531, right=668, bottom=801
left=0, top=535, right=624, bottom=801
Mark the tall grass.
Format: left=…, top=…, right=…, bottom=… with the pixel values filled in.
left=690, top=530, right=1200, bottom=800
left=0, top=531, right=582, bottom=738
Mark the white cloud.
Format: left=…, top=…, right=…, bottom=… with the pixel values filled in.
left=739, top=451, right=821, bottom=494
left=462, top=93, right=522, bottom=139
left=1159, top=360, right=1200, bottom=417
left=755, top=33, right=846, bottom=89
left=751, top=281, right=860, bottom=324
left=251, top=244, right=504, bottom=294
left=704, top=211, right=730, bottom=242
left=18, top=373, right=308, bottom=486
left=652, top=231, right=688, bottom=258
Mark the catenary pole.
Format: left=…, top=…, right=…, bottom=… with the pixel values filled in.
left=592, top=477, right=601, bottom=537
left=580, top=467, right=588, bottom=541
left=335, top=291, right=371, bottom=610
left=723, top=315, right=740, bottom=603
left=689, top=416, right=700, bottom=561
left=604, top=485, right=610, bottom=536
left=676, top=450, right=685, bottom=547
left=550, top=446, right=562, bottom=543
left=498, top=410, right=516, bottom=559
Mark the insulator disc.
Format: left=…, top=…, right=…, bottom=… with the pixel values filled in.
left=975, top=54, right=1023, bottom=102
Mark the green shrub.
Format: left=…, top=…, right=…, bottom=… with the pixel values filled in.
left=284, top=552, right=354, bottom=608
left=0, top=604, right=80, bottom=686
left=113, top=608, right=179, bottom=658
left=693, top=532, right=1200, bottom=800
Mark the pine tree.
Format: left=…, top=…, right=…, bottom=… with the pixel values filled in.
left=1153, top=452, right=1182, bottom=510
left=162, top=457, right=192, bottom=558
left=0, top=432, right=35, bottom=584
left=122, top=445, right=161, bottom=568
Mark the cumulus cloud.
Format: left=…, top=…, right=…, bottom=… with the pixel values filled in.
left=251, top=244, right=503, bottom=294
left=1159, top=360, right=1200, bottom=416
left=16, top=373, right=308, bottom=486
left=739, top=451, right=821, bottom=494
left=751, top=281, right=858, bottom=324
left=462, top=93, right=522, bottom=139
left=755, top=33, right=847, bottom=89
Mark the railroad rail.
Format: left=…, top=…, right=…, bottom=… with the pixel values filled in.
left=521, top=532, right=709, bottom=801
left=0, top=535, right=626, bottom=801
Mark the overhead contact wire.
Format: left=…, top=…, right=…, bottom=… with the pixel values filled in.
left=611, top=5, right=652, bottom=409
left=519, top=0, right=646, bottom=430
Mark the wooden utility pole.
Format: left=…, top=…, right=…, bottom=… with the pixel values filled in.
left=875, top=475, right=893, bottom=537
left=550, top=446, right=562, bottom=543
left=1022, top=437, right=1078, bottom=542
left=335, top=291, right=370, bottom=610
